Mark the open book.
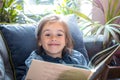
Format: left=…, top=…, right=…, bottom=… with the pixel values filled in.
left=25, top=43, right=120, bottom=80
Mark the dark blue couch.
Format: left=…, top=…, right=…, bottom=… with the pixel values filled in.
left=0, top=23, right=106, bottom=80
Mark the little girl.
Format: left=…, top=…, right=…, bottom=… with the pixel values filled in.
left=25, top=14, right=87, bottom=69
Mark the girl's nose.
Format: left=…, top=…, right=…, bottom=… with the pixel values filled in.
left=51, top=36, right=57, bottom=41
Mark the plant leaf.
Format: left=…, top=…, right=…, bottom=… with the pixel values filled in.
left=109, top=26, right=120, bottom=34
left=103, top=26, right=110, bottom=48
left=67, top=7, right=92, bottom=22
left=95, top=25, right=104, bottom=36
left=111, top=0, right=119, bottom=17
left=80, top=23, right=92, bottom=30
left=107, top=27, right=120, bottom=43
left=108, top=24, right=120, bottom=28
left=106, top=16, right=120, bottom=24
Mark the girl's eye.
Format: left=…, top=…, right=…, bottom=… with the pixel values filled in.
left=57, top=34, right=63, bottom=36
left=45, top=34, right=51, bottom=36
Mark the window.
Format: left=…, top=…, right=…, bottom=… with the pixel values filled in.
left=23, top=0, right=92, bottom=34
left=23, top=0, right=92, bottom=16
left=24, top=0, right=54, bottom=15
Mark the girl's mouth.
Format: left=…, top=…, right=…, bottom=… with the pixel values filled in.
left=48, top=44, right=60, bottom=46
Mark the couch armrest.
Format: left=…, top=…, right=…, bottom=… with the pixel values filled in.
left=84, top=36, right=104, bottom=59
left=0, top=53, right=12, bottom=80
left=0, top=53, right=5, bottom=79
left=84, top=35, right=114, bottom=60
left=0, top=33, right=13, bottom=80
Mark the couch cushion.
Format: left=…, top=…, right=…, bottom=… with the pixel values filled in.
left=0, top=24, right=37, bottom=80
left=0, top=15, right=89, bottom=80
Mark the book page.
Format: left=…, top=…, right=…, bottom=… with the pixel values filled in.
left=89, top=44, right=120, bottom=80
left=25, top=60, right=92, bottom=80
left=88, top=43, right=120, bottom=69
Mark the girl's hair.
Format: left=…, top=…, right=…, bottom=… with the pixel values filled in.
left=35, top=14, right=74, bottom=53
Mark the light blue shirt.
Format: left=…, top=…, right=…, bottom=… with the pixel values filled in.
left=25, top=49, right=88, bottom=68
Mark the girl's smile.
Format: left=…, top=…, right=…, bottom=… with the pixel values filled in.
left=48, top=44, right=60, bottom=46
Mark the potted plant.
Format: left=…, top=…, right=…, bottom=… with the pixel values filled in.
left=91, top=0, right=120, bottom=47
left=67, top=0, right=120, bottom=48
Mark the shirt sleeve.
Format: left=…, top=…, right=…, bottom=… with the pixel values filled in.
left=25, top=50, right=43, bottom=68
left=22, top=50, right=43, bottom=80
left=71, top=50, right=88, bottom=66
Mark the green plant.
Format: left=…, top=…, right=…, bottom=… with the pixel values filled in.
left=0, top=0, right=36, bottom=23
left=68, top=0, right=120, bottom=48
left=90, top=0, right=120, bottom=47
left=53, top=0, right=80, bottom=15
left=0, top=0, right=22, bottom=23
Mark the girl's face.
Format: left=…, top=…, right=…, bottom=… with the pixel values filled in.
left=39, top=22, right=66, bottom=58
